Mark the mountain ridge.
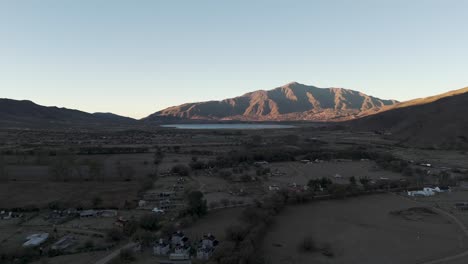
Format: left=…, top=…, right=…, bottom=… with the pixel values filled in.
left=144, top=82, right=398, bottom=122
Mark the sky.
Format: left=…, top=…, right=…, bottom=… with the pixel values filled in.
left=1, top=0, right=467, bottom=119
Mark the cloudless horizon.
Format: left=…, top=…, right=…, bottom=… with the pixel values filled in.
left=1, top=0, right=467, bottom=118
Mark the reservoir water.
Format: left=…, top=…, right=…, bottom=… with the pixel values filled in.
left=160, top=124, right=296, bottom=130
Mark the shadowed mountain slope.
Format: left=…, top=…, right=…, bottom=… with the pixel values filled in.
left=350, top=87, right=468, bottom=149
left=0, top=99, right=136, bottom=128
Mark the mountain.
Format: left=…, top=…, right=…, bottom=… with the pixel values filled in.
left=144, top=82, right=398, bottom=122
left=92, top=112, right=137, bottom=123
left=0, top=99, right=136, bottom=128
left=350, top=87, right=468, bottom=149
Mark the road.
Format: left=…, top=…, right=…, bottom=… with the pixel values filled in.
left=94, top=242, right=137, bottom=264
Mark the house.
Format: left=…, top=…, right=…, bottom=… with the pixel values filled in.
left=99, top=210, right=118, bottom=217
left=138, top=200, right=147, bottom=207
left=200, top=233, right=218, bottom=248
left=79, top=210, right=97, bottom=218
left=23, top=233, right=49, bottom=247
left=1, top=211, right=23, bottom=220
left=51, top=235, right=75, bottom=250
left=269, top=185, right=280, bottom=191
left=171, top=231, right=188, bottom=246
left=153, top=239, right=170, bottom=256
left=455, top=202, right=468, bottom=210
left=197, top=246, right=214, bottom=260
left=407, top=187, right=437, bottom=197
left=173, top=241, right=191, bottom=255
left=196, top=233, right=219, bottom=260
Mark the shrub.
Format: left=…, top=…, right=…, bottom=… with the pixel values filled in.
left=107, top=228, right=124, bottom=242
left=139, top=214, right=160, bottom=231
left=299, top=236, right=317, bottom=252
left=171, top=164, right=190, bottom=176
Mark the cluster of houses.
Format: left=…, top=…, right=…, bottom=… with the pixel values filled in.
left=153, top=231, right=219, bottom=262
left=0, top=210, right=23, bottom=220
left=268, top=182, right=309, bottom=192
left=79, top=209, right=118, bottom=218
left=407, top=186, right=450, bottom=197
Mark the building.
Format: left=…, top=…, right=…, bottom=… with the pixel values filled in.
left=153, top=239, right=170, bottom=256
left=23, top=233, right=49, bottom=247
left=196, top=233, right=219, bottom=260
left=171, top=231, right=188, bottom=246
left=99, top=210, right=118, bottom=217
left=79, top=210, right=98, bottom=218
left=407, top=187, right=445, bottom=197
left=51, top=235, right=75, bottom=250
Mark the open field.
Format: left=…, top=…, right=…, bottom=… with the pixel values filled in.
left=266, top=160, right=402, bottom=187
left=183, top=207, right=243, bottom=241
left=0, top=181, right=140, bottom=208
left=1, top=126, right=468, bottom=263
left=262, top=194, right=465, bottom=264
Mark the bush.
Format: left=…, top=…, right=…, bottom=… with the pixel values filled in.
left=299, top=236, right=317, bottom=252
left=185, top=191, right=207, bottom=217
left=118, top=248, right=135, bottom=263
left=84, top=239, right=95, bottom=249
left=107, top=228, right=124, bottom=242
left=139, top=214, right=160, bottom=231
left=171, top=164, right=190, bottom=176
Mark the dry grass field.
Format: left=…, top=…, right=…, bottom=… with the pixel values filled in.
left=262, top=194, right=465, bottom=264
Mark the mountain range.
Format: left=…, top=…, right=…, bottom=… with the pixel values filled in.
left=144, top=82, right=398, bottom=122
left=0, top=99, right=136, bottom=128
left=350, top=87, right=468, bottom=149
left=2, top=82, right=468, bottom=149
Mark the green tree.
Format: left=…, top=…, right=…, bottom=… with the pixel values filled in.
left=186, top=191, right=207, bottom=216
left=139, top=214, right=160, bottom=231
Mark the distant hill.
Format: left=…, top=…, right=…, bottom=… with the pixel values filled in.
left=350, top=87, right=468, bottom=149
left=0, top=99, right=136, bottom=129
left=92, top=112, right=137, bottom=123
left=144, top=82, right=397, bottom=122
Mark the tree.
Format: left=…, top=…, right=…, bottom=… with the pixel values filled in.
left=88, top=160, right=104, bottom=181
left=359, top=176, right=370, bottom=186
left=349, top=176, right=357, bottom=185
left=116, top=162, right=135, bottom=181
left=0, top=154, right=8, bottom=181
left=298, top=235, right=317, bottom=252
left=49, top=153, right=76, bottom=181
left=106, top=228, right=124, bottom=242
left=139, top=214, right=160, bottom=231
left=153, top=148, right=165, bottom=165
left=92, top=196, right=103, bottom=207
left=171, top=164, right=190, bottom=176
left=186, top=191, right=207, bottom=217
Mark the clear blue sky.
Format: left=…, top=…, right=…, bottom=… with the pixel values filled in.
left=1, top=0, right=467, bottom=118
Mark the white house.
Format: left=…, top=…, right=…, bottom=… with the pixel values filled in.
left=153, top=239, right=170, bottom=256
left=171, top=231, right=188, bottom=246
left=196, top=233, right=219, bottom=260
left=23, top=233, right=49, bottom=247
left=407, top=187, right=443, bottom=197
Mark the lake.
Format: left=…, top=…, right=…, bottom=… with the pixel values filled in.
left=160, top=124, right=296, bottom=130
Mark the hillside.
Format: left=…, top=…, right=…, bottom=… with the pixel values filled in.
left=144, top=82, right=397, bottom=122
left=350, top=87, right=468, bottom=149
left=0, top=99, right=136, bottom=129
